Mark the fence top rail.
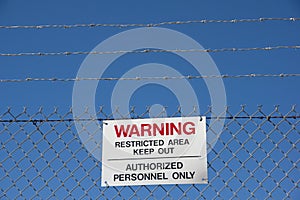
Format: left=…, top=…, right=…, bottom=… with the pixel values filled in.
left=0, top=105, right=298, bottom=123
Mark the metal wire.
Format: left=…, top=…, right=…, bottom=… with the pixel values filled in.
left=0, top=73, right=299, bottom=83
left=0, top=17, right=299, bottom=29
left=0, top=45, right=299, bottom=57
left=0, top=106, right=299, bottom=199
left=0, top=114, right=299, bottom=123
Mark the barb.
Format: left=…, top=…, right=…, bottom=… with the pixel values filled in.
left=0, top=73, right=299, bottom=83
left=0, top=115, right=299, bottom=123
left=0, top=45, right=299, bottom=57
left=0, top=17, right=299, bottom=29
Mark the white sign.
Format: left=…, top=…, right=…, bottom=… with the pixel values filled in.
left=101, top=116, right=207, bottom=186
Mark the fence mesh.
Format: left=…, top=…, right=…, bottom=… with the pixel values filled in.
left=0, top=106, right=299, bottom=199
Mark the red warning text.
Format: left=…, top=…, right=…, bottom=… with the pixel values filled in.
left=114, top=122, right=196, bottom=138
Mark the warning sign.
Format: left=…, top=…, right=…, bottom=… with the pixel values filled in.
left=101, top=116, right=207, bottom=186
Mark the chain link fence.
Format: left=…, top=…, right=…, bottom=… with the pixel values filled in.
left=0, top=106, right=299, bottom=199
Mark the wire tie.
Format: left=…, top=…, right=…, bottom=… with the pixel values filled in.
left=147, top=23, right=154, bottom=27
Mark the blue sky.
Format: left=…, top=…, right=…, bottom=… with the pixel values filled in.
left=0, top=0, right=299, bottom=113
left=0, top=0, right=299, bottom=199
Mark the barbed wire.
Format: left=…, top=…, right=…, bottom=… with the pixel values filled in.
left=0, top=17, right=299, bottom=29
left=0, top=45, right=299, bottom=57
left=0, top=73, right=299, bottom=83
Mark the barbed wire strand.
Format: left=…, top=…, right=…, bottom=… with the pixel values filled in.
left=0, top=17, right=299, bottom=29
left=0, top=73, right=299, bottom=83
left=1, top=45, right=299, bottom=57
left=0, top=115, right=299, bottom=123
